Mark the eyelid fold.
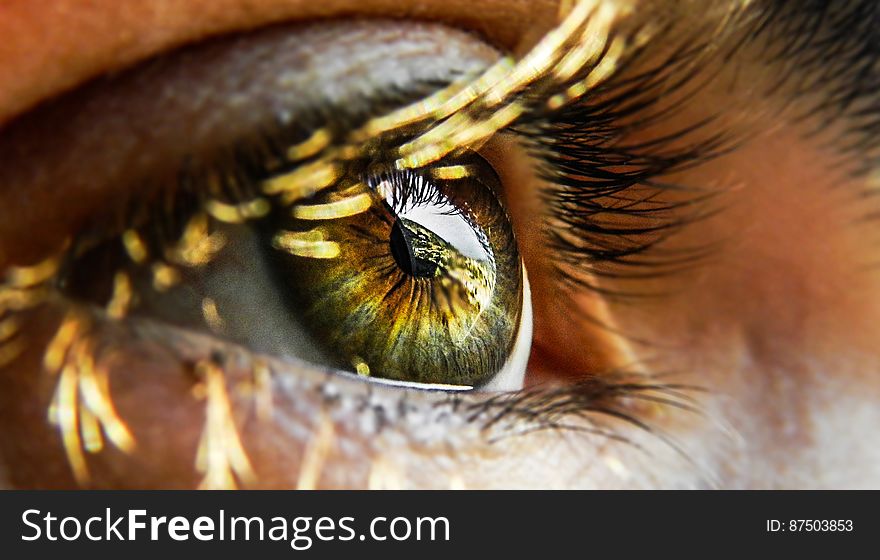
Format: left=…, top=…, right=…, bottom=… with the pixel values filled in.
left=0, top=0, right=573, bottom=127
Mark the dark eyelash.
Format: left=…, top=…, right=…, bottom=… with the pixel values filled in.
left=510, top=30, right=739, bottom=302
left=366, top=169, right=453, bottom=214
left=439, top=369, right=717, bottom=484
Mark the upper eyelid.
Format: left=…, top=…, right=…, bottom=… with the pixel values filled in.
left=0, top=19, right=503, bottom=268
left=0, top=1, right=633, bottom=268
left=0, top=0, right=556, bottom=127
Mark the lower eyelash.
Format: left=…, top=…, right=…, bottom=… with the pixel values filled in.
left=3, top=275, right=707, bottom=489
left=451, top=369, right=715, bottom=486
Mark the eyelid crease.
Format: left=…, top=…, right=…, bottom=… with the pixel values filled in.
left=0, top=0, right=569, bottom=127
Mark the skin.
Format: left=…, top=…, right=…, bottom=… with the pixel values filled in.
left=1, top=0, right=879, bottom=488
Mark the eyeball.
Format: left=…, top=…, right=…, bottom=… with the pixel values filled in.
left=268, top=152, right=528, bottom=388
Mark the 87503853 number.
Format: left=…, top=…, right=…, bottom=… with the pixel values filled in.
left=766, top=520, right=853, bottom=532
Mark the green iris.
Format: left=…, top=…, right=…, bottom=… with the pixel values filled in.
left=266, top=154, right=523, bottom=386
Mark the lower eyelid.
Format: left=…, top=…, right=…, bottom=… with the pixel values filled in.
left=2, top=292, right=692, bottom=489
left=0, top=296, right=501, bottom=488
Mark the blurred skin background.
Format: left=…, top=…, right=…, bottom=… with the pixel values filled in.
left=0, top=0, right=879, bottom=488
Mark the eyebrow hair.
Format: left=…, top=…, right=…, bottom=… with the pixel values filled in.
left=748, top=0, right=880, bottom=174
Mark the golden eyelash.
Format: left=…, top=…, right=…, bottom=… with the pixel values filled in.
left=292, top=191, right=373, bottom=221
left=204, top=198, right=271, bottom=224
left=121, top=229, right=149, bottom=264
left=192, top=358, right=257, bottom=490
left=296, top=411, right=337, bottom=490
left=272, top=229, right=341, bottom=259
left=264, top=0, right=637, bottom=210
left=201, top=297, right=226, bottom=333
left=106, top=272, right=133, bottom=320
left=41, top=310, right=136, bottom=486
left=430, top=165, right=477, bottom=181
left=168, top=212, right=228, bottom=265
left=1, top=253, right=61, bottom=367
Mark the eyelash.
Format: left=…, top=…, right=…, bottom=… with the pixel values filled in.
left=513, top=33, right=739, bottom=302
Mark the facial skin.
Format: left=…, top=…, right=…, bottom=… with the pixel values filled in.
left=1, top=0, right=879, bottom=488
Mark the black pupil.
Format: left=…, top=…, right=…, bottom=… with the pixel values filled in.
left=390, top=220, right=438, bottom=278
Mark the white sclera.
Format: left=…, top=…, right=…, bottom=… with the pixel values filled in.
left=479, top=263, right=533, bottom=392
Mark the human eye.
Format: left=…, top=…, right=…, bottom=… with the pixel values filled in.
left=2, top=0, right=880, bottom=490
left=0, top=4, right=590, bottom=489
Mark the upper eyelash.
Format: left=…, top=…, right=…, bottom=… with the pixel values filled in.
left=60, top=1, right=643, bottom=271
left=512, top=26, right=743, bottom=301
